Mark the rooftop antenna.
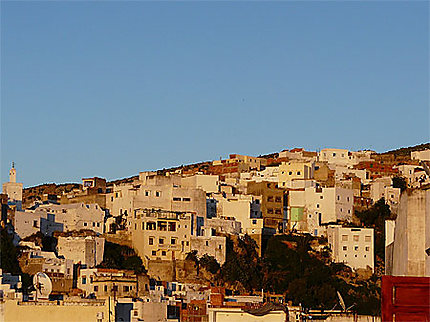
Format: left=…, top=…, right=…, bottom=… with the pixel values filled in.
left=337, top=291, right=346, bottom=312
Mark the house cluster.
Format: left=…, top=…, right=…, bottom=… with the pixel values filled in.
left=1, top=147, right=429, bottom=321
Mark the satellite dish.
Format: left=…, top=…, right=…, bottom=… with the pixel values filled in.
left=33, top=272, right=52, bottom=299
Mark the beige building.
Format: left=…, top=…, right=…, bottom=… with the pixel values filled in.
left=57, top=233, right=105, bottom=268
left=327, top=225, right=374, bottom=272
left=181, top=174, right=219, bottom=194
left=14, top=203, right=104, bottom=239
left=78, top=268, right=147, bottom=299
left=411, top=149, right=430, bottom=161
left=289, top=187, right=354, bottom=236
left=2, top=298, right=111, bottom=322
left=319, top=148, right=351, bottom=166
left=106, top=175, right=206, bottom=228
left=278, top=160, right=315, bottom=188
left=227, top=154, right=265, bottom=170
left=207, top=307, right=287, bottom=322
left=129, top=208, right=225, bottom=264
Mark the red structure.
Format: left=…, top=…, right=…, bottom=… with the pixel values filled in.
left=381, top=276, right=430, bottom=321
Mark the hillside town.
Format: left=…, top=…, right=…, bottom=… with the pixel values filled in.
left=1, top=144, right=429, bottom=321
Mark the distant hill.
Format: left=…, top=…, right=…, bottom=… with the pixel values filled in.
left=22, top=143, right=429, bottom=199
left=380, top=142, right=430, bottom=156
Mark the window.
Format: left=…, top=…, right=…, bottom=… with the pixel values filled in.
left=84, top=222, right=88, bottom=226
left=159, top=238, right=164, bottom=245
left=155, top=191, right=161, bottom=197
left=275, top=196, right=282, bottom=203
left=94, top=286, right=98, bottom=292
left=297, top=171, right=301, bottom=176
left=171, top=238, right=176, bottom=245
left=124, top=286, right=129, bottom=292
left=354, top=246, right=359, bottom=251
left=320, top=196, right=323, bottom=199
left=145, top=190, right=150, bottom=196
left=275, top=209, right=281, bottom=215
left=337, top=196, right=340, bottom=201
left=365, top=236, right=371, bottom=242
left=93, top=222, right=95, bottom=227
left=162, top=251, right=166, bottom=256
left=205, top=241, right=209, bottom=246
left=158, top=221, right=167, bottom=231
left=168, top=222, right=176, bottom=232
left=104, top=285, right=108, bottom=292
left=343, top=246, right=347, bottom=251
left=333, top=153, right=336, bottom=157
left=186, top=241, right=189, bottom=246
left=365, top=246, right=370, bottom=251
left=152, top=251, right=156, bottom=256
left=252, top=219, right=257, bottom=225
left=183, top=197, right=191, bottom=202
left=173, top=197, right=181, bottom=201
left=342, top=235, right=348, bottom=241
left=289, top=171, right=293, bottom=175
left=33, top=220, right=38, bottom=228
left=316, top=204, right=319, bottom=208
left=267, top=208, right=274, bottom=214
left=97, top=222, right=100, bottom=227
left=112, top=285, right=118, bottom=292
left=267, top=196, right=274, bottom=202
left=82, top=277, right=87, bottom=285
left=353, top=235, right=359, bottom=242
left=146, top=222, right=156, bottom=230
left=149, top=237, right=154, bottom=245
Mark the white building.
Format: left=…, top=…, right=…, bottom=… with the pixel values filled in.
left=318, top=148, right=351, bottom=166
left=129, top=208, right=225, bottom=264
left=411, top=149, right=430, bottom=161
left=57, top=235, right=105, bottom=268
left=106, top=177, right=206, bottom=222
left=289, top=187, right=354, bottom=236
left=278, top=160, right=315, bottom=188
left=21, top=249, right=74, bottom=278
left=14, top=203, right=104, bottom=239
left=327, top=225, right=374, bottom=272
left=181, top=174, right=219, bottom=194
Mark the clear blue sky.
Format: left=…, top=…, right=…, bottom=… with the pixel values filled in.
left=1, top=1, right=428, bottom=187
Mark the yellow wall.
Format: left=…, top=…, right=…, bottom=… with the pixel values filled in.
left=4, top=299, right=111, bottom=322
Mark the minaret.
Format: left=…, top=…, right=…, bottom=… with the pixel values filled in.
left=2, top=161, right=23, bottom=211
left=9, top=162, right=16, bottom=183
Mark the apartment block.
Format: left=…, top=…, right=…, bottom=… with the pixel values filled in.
left=327, top=225, right=374, bottom=272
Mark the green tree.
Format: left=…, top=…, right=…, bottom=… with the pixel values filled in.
left=98, top=241, right=146, bottom=274
left=200, top=254, right=220, bottom=275
left=392, top=176, right=407, bottom=192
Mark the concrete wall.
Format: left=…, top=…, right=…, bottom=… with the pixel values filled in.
left=3, top=299, right=110, bottom=322
left=392, top=188, right=430, bottom=276
left=208, top=308, right=286, bottom=322
left=190, top=236, right=226, bottom=264
left=57, top=236, right=105, bottom=267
